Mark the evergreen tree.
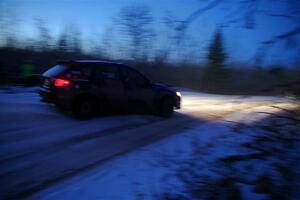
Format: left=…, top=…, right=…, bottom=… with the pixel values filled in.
left=208, top=31, right=226, bottom=69
left=203, top=30, right=229, bottom=91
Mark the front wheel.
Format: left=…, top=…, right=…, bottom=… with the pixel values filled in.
left=159, top=97, right=174, bottom=117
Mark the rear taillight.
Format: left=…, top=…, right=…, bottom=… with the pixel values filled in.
left=54, top=78, right=70, bottom=87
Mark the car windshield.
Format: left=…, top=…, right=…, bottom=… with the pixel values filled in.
left=43, top=65, right=68, bottom=77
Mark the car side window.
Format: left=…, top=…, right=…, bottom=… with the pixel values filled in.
left=92, top=64, right=124, bottom=88
left=122, top=67, right=148, bottom=88
left=97, top=64, right=120, bottom=80
left=66, top=65, right=91, bottom=80
left=81, top=66, right=92, bottom=78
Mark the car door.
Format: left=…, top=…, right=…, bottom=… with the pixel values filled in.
left=121, top=66, right=154, bottom=107
left=93, top=64, right=126, bottom=109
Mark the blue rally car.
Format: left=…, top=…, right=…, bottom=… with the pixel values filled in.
left=39, top=60, right=181, bottom=118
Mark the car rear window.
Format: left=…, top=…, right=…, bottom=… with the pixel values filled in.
left=43, top=65, right=68, bottom=77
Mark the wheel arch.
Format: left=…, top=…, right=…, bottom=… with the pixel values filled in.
left=72, top=92, right=100, bottom=109
left=158, top=94, right=176, bottom=106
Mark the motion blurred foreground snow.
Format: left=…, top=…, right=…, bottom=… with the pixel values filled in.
left=0, top=87, right=299, bottom=200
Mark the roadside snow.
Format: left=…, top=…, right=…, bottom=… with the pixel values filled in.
left=28, top=95, right=299, bottom=200
left=1, top=87, right=298, bottom=200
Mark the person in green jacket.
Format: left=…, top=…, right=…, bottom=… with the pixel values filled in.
left=21, top=61, right=35, bottom=78
left=20, top=61, right=36, bottom=85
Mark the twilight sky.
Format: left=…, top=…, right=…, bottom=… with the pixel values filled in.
left=2, top=0, right=300, bottom=66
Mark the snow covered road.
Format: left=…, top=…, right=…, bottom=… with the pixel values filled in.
left=0, top=87, right=296, bottom=199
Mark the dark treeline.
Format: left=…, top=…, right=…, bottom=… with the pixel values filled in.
left=0, top=46, right=96, bottom=84
left=1, top=45, right=299, bottom=96
left=134, top=62, right=300, bottom=96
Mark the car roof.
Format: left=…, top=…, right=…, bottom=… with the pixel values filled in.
left=57, top=60, right=125, bottom=66
left=55, top=60, right=147, bottom=78
left=57, top=60, right=132, bottom=68
left=73, top=60, right=120, bottom=64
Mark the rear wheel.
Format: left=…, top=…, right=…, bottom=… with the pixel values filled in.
left=159, top=97, right=174, bottom=117
left=73, top=97, right=98, bottom=119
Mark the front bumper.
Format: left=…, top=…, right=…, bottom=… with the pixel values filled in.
left=175, top=96, right=181, bottom=109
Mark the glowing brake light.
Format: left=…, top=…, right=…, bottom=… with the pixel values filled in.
left=54, top=78, right=70, bottom=87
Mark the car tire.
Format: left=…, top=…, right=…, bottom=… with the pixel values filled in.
left=73, top=97, right=98, bottom=119
left=159, top=97, right=174, bottom=117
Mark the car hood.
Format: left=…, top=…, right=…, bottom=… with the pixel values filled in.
left=151, top=83, right=176, bottom=93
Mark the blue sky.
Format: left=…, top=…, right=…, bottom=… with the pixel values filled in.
left=3, top=0, right=300, bottom=66
left=17, top=0, right=199, bottom=36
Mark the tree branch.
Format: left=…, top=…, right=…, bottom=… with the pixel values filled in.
left=260, top=12, right=299, bottom=23
left=261, top=26, right=300, bottom=45
left=176, top=0, right=222, bottom=32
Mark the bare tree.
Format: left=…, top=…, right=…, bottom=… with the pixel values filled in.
left=0, top=0, right=19, bottom=48
left=35, top=18, right=52, bottom=51
left=56, top=24, right=82, bottom=53
left=57, top=33, right=68, bottom=52
left=115, top=4, right=155, bottom=61
left=157, top=12, right=184, bottom=63
left=68, top=24, right=82, bottom=53
left=101, top=26, right=116, bottom=59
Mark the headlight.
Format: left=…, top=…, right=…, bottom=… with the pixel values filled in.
left=176, top=91, right=181, bottom=97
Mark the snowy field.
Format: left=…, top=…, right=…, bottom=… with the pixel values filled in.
left=0, top=86, right=299, bottom=200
